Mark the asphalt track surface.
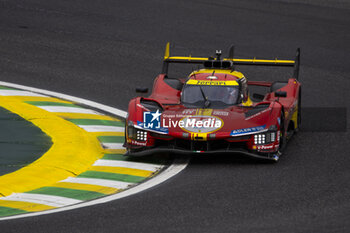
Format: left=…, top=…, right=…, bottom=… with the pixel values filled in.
left=0, top=0, right=349, bottom=232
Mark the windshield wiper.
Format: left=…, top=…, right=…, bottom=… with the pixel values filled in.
left=198, top=86, right=211, bottom=108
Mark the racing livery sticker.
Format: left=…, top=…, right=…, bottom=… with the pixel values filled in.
left=257, top=144, right=274, bottom=150
left=212, top=110, right=229, bottom=116
left=230, top=125, right=266, bottom=136
left=138, top=111, right=223, bottom=134
left=186, top=80, right=238, bottom=86
left=179, top=115, right=223, bottom=133
left=137, top=110, right=169, bottom=133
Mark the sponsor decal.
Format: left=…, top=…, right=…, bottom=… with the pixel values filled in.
left=129, top=140, right=147, bottom=146
left=162, top=113, right=189, bottom=118
left=230, top=125, right=266, bottom=136
left=138, top=110, right=223, bottom=134
left=137, top=110, right=169, bottom=134
left=212, top=110, right=229, bottom=116
left=257, top=144, right=274, bottom=150
left=182, top=109, right=196, bottom=115
left=197, top=108, right=213, bottom=116
left=177, top=115, right=223, bottom=133
left=186, top=80, right=238, bottom=86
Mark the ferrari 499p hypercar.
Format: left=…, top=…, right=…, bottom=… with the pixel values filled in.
left=125, top=43, right=301, bottom=161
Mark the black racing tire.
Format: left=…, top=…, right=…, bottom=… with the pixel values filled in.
left=296, top=87, right=302, bottom=132
left=279, top=109, right=286, bottom=152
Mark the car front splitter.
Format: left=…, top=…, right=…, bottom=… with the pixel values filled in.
left=125, top=148, right=280, bottom=161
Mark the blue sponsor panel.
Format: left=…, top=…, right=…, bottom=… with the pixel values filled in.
left=137, top=110, right=169, bottom=134
left=144, top=111, right=161, bottom=129
left=230, top=125, right=266, bottom=136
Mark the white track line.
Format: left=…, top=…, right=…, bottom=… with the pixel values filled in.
left=0, top=81, right=127, bottom=118
left=61, top=177, right=132, bottom=189
left=0, top=90, right=47, bottom=97
left=0, top=159, right=189, bottom=220
left=0, top=193, right=81, bottom=207
left=77, top=125, right=124, bottom=132
left=101, top=143, right=124, bottom=150
left=0, top=81, right=190, bottom=221
left=37, top=106, right=103, bottom=115
left=93, top=160, right=162, bottom=172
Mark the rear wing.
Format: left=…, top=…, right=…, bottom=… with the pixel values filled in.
left=162, top=42, right=300, bottom=80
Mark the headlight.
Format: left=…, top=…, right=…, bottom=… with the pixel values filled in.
left=270, top=131, right=276, bottom=142
left=254, top=132, right=276, bottom=145
left=127, top=122, right=147, bottom=141
left=254, top=134, right=265, bottom=144
left=136, top=130, right=147, bottom=141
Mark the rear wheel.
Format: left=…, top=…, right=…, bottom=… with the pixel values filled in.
left=278, top=110, right=286, bottom=152
left=296, top=88, right=302, bottom=132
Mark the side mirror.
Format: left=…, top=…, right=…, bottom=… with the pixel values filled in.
left=136, top=87, right=148, bottom=93
left=252, top=93, right=265, bottom=101
left=275, top=91, right=287, bottom=98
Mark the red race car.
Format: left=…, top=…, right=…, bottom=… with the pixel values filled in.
left=125, top=43, right=301, bottom=161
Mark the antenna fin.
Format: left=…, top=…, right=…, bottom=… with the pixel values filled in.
left=164, top=42, right=170, bottom=60
left=162, top=42, right=171, bottom=74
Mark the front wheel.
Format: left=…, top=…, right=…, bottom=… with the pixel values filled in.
left=268, top=110, right=285, bottom=162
